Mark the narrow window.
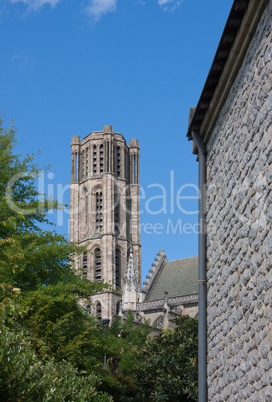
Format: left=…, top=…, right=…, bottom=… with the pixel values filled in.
left=82, top=150, right=85, bottom=179
left=115, top=248, right=121, bottom=289
left=126, top=196, right=131, bottom=238
left=114, top=192, right=120, bottom=233
left=125, top=150, right=129, bottom=182
left=96, top=302, right=102, bottom=319
left=133, top=155, right=136, bottom=184
left=100, top=144, right=104, bottom=174
left=83, top=252, right=88, bottom=279
left=86, top=147, right=89, bottom=176
left=75, top=153, right=78, bottom=181
left=96, top=191, right=103, bottom=231
left=93, top=145, right=97, bottom=175
left=117, top=146, right=121, bottom=177
left=85, top=196, right=88, bottom=234
left=116, top=300, right=121, bottom=316
left=94, top=248, right=102, bottom=283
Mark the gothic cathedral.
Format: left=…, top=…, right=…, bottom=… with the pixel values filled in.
left=70, top=125, right=141, bottom=321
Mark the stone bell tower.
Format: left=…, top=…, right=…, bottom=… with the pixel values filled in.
left=70, top=125, right=141, bottom=321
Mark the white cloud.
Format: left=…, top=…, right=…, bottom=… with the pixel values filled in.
left=12, top=52, right=37, bottom=73
left=9, top=0, right=60, bottom=11
left=158, top=0, right=183, bottom=12
left=84, top=0, right=117, bottom=21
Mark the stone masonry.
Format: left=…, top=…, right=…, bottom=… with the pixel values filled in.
left=205, top=2, right=272, bottom=400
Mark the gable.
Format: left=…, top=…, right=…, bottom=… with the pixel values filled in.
left=144, top=256, right=198, bottom=302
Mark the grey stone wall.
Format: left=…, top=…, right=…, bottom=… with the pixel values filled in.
left=206, top=2, right=272, bottom=400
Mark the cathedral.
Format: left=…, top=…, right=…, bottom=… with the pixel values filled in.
left=70, top=125, right=198, bottom=327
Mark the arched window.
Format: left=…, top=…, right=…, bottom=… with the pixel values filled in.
left=115, top=248, right=121, bottom=289
left=133, top=155, right=136, bottom=184
left=100, top=144, right=104, bottom=174
left=126, top=195, right=131, bottom=239
left=96, top=302, right=102, bottom=319
left=75, top=153, right=78, bottom=181
left=116, top=300, right=121, bottom=316
left=86, top=147, right=89, bottom=176
left=85, top=195, right=88, bottom=234
left=125, top=150, right=129, bottom=183
left=114, top=192, right=120, bottom=233
left=96, top=191, right=103, bottom=231
left=117, top=146, right=121, bottom=177
left=83, top=252, right=88, bottom=279
left=94, top=247, right=102, bottom=283
left=93, top=145, right=97, bottom=174
left=81, top=150, right=85, bottom=179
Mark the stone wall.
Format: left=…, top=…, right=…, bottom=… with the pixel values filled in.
left=206, top=2, right=272, bottom=400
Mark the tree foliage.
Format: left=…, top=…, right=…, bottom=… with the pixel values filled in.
left=0, top=116, right=198, bottom=401
left=0, top=326, right=112, bottom=402
left=0, top=116, right=111, bottom=400
left=0, top=115, right=84, bottom=290
left=135, top=315, right=198, bottom=401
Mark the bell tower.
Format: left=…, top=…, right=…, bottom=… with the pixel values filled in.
left=70, top=125, right=141, bottom=321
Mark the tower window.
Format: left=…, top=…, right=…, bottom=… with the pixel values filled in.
left=117, top=146, right=121, bottom=177
left=125, top=150, right=129, bottom=183
left=115, top=248, right=121, bottom=289
left=100, top=144, right=104, bottom=174
left=96, top=191, right=103, bottom=231
left=75, top=153, right=78, bottom=181
left=82, top=150, right=85, bottom=179
left=86, top=147, right=89, bottom=176
left=93, top=145, right=97, bottom=175
left=114, top=192, right=120, bottom=233
left=85, top=195, right=88, bottom=234
left=116, top=300, right=121, bottom=316
left=94, top=248, right=102, bottom=283
left=133, top=155, right=136, bottom=184
left=126, top=195, right=131, bottom=239
left=96, top=302, right=102, bottom=319
left=83, top=252, right=88, bottom=279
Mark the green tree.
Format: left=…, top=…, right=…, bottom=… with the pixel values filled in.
left=0, top=115, right=112, bottom=400
left=0, top=116, right=198, bottom=401
left=0, top=114, right=81, bottom=290
left=0, top=312, right=112, bottom=401
left=135, top=315, right=198, bottom=401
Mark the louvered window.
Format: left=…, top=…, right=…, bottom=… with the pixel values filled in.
left=96, top=302, right=102, bottom=319
left=96, top=192, right=103, bottom=231
left=114, top=192, right=120, bottom=233
left=94, top=248, right=102, bottom=283
left=100, top=144, right=103, bottom=174
left=93, top=145, right=97, bottom=174
left=117, top=146, right=121, bottom=177
left=115, top=248, right=121, bottom=289
left=83, top=252, right=87, bottom=279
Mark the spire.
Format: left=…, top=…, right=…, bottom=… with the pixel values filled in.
left=122, top=248, right=139, bottom=312
left=124, top=248, right=138, bottom=290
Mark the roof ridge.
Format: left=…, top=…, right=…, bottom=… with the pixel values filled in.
left=166, top=256, right=198, bottom=263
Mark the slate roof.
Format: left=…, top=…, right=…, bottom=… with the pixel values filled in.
left=144, top=256, right=198, bottom=302
left=187, top=0, right=250, bottom=140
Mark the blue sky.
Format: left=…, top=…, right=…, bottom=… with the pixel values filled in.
left=1, top=0, right=233, bottom=282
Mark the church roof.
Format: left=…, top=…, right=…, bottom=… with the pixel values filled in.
left=144, top=256, right=198, bottom=302
left=187, top=0, right=267, bottom=152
